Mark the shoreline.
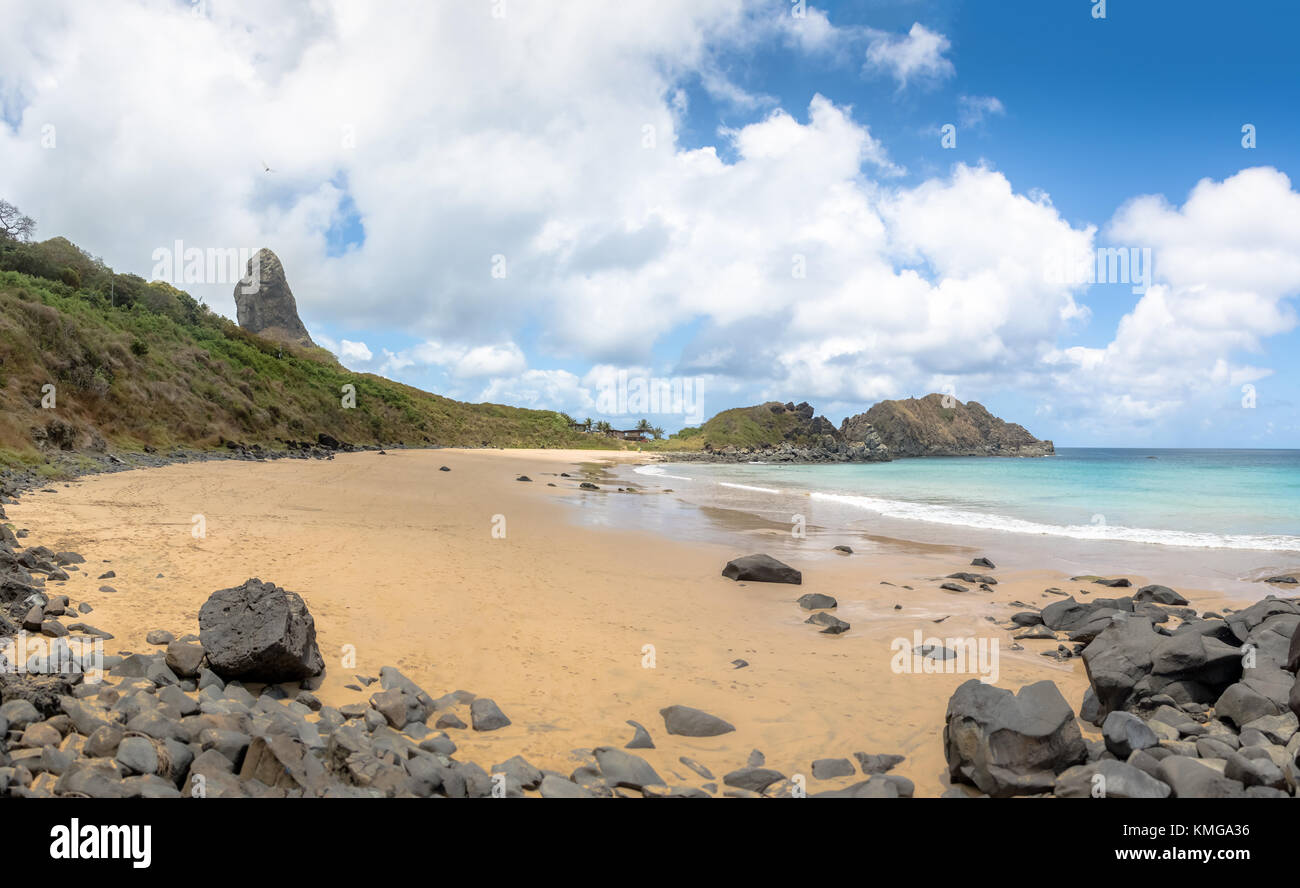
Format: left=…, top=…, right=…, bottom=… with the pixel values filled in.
left=2, top=448, right=1297, bottom=797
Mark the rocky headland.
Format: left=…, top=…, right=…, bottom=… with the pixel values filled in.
left=669, top=395, right=1052, bottom=464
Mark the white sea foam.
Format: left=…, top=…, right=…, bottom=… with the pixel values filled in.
left=810, top=491, right=1300, bottom=552
left=718, top=482, right=781, bottom=494
left=632, top=465, right=692, bottom=481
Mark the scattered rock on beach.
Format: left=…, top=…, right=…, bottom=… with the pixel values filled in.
left=624, top=720, right=654, bottom=749
left=806, top=613, right=850, bottom=634
left=721, top=554, right=801, bottom=585
left=811, top=758, right=855, bottom=779
left=947, top=572, right=996, bottom=585
left=854, top=752, right=904, bottom=774
left=197, top=578, right=325, bottom=682
left=593, top=747, right=664, bottom=790
left=797, top=592, right=837, bottom=610
left=971, top=557, right=996, bottom=569
left=164, top=640, right=205, bottom=678
left=516, top=475, right=532, bottom=482
left=470, top=698, right=511, bottom=731
left=660, top=704, right=735, bottom=737
left=1134, top=584, right=1188, bottom=605
left=832, top=545, right=852, bottom=555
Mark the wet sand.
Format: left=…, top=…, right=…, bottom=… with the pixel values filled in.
left=6, top=448, right=1259, bottom=796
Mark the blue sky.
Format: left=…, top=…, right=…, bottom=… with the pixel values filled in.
left=3, top=0, right=1297, bottom=446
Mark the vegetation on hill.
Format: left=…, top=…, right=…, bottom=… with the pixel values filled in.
left=856, top=393, right=1053, bottom=457
left=640, top=401, right=836, bottom=452
left=0, top=209, right=618, bottom=467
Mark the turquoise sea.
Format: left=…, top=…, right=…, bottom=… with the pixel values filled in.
left=634, top=449, right=1300, bottom=553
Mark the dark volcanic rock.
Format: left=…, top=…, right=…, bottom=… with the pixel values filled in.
left=1054, top=760, right=1170, bottom=799
left=721, top=554, right=801, bottom=585
left=1101, top=710, right=1158, bottom=758
left=797, top=592, right=837, bottom=610
left=659, top=704, right=735, bottom=737
left=811, top=758, right=855, bottom=779
left=943, top=679, right=1086, bottom=797
left=592, top=747, right=664, bottom=790
left=723, top=767, right=786, bottom=793
left=805, top=612, right=850, bottom=634
left=197, top=578, right=324, bottom=682
left=233, top=248, right=316, bottom=347
left=624, top=719, right=654, bottom=749
left=1135, top=584, right=1188, bottom=606
left=469, top=698, right=511, bottom=731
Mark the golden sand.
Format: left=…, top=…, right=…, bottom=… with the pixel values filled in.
left=7, top=448, right=1238, bottom=795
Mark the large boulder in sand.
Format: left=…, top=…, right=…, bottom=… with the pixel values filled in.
left=944, top=679, right=1086, bottom=797
left=721, top=554, right=801, bottom=585
left=198, top=578, right=324, bottom=681
left=660, top=704, right=735, bottom=737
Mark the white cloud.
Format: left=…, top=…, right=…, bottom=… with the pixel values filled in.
left=478, top=369, right=592, bottom=414
left=864, top=23, right=955, bottom=88
left=1, top=3, right=1293, bottom=441
left=376, top=340, right=526, bottom=380
left=340, top=339, right=372, bottom=362
left=1043, top=167, right=1300, bottom=427
left=958, top=94, right=1005, bottom=127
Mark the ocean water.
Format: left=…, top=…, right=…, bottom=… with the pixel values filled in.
left=634, top=449, right=1300, bottom=554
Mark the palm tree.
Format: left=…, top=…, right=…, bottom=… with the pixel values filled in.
left=583, top=417, right=593, bottom=432
left=651, top=426, right=664, bottom=440
left=635, top=418, right=652, bottom=433
left=595, top=420, right=612, bottom=436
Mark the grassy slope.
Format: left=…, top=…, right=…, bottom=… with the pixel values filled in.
left=0, top=261, right=619, bottom=467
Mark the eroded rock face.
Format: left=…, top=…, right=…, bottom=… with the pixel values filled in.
left=233, top=248, right=316, bottom=347
left=198, top=578, right=324, bottom=681
left=848, top=393, right=1054, bottom=458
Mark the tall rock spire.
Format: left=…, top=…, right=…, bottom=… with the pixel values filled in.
left=233, top=248, right=316, bottom=347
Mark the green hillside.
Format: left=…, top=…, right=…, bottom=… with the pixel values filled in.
left=642, top=401, right=836, bottom=452
left=0, top=235, right=618, bottom=468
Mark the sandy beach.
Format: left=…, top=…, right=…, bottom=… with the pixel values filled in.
left=7, top=447, right=1262, bottom=797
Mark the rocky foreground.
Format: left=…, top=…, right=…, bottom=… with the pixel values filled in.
left=945, top=580, right=1300, bottom=797
left=719, top=552, right=1300, bottom=798
left=0, top=520, right=916, bottom=798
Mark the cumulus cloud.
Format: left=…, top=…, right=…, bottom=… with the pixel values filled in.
left=1043, top=167, right=1300, bottom=428
left=0, top=2, right=1293, bottom=442
left=339, top=339, right=373, bottom=362
left=864, top=23, right=955, bottom=88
